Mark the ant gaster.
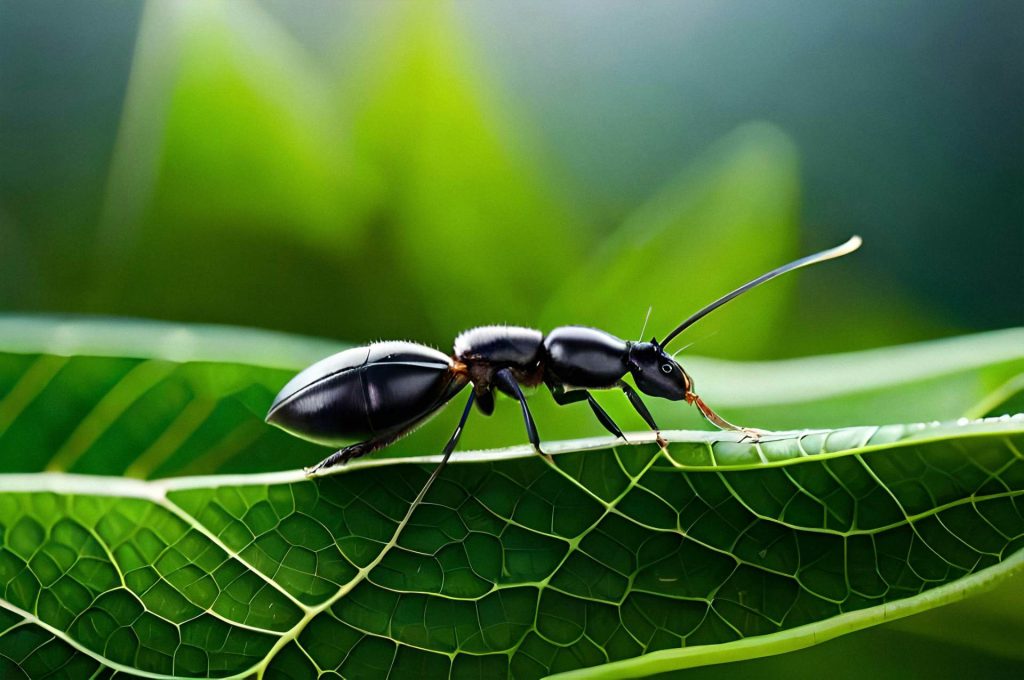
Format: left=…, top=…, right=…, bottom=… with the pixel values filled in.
left=267, top=237, right=862, bottom=475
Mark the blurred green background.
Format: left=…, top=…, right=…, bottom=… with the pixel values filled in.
left=1, top=0, right=1021, bottom=358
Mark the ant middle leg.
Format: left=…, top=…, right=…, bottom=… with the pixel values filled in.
left=493, top=368, right=550, bottom=463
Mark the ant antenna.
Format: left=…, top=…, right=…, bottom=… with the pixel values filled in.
left=638, top=306, right=653, bottom=341
left=671, top=342, right=695, bottom=358
left=670, top=330, right=717, bottom=358
left=659, top=236, right=862, bottom=348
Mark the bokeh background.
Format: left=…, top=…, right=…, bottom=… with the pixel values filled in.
left=1, top=2, right=1023, bottom=677
left=2, top=0, right=1021, bottom=358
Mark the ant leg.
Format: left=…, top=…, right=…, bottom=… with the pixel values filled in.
left=306, top=448, right=351, bottom=475
left=493, top=368, right=550, bottom=463
left=549, top=385, right=627, bottom=442
left=548, top=383, right=588, bottom=406
left=422, top=391, right=476, bottom=482
left=403, top=391, right=475, bottom=497
left=616, top=381, right=659, bottom=429
left=687, top=393, right=766, bottom=442
left=306, top=433, right=399, bottom=475
left=440, top=391, right=476, bottom=459
left=474, top=386, right=495, bottom=416
left=307, top=392, right=477, bottom=477
left=617, top=380, right=668, bottom=449
left=586, top=394, right=627, bottom=442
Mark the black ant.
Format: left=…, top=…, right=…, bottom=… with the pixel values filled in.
left=267, top=237, right=861, bottom=475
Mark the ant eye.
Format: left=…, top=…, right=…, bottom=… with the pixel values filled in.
left=660, top=363, right=673, bottom=374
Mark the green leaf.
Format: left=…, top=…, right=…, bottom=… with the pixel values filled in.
left=1, top=316, right=1022, bottom=469
left=0, top=316, right=339, bottom=478
left=94, top=1, right=378, bottom=335
left=0, top=414, right=1022, bottom=678
left=347, top=2, right=582, bottom=338
left=2, top=315, right=1024, bottom=675
left=93, top=2, right=581, bottom=344
left=2, top=316, right=1024, bottom=676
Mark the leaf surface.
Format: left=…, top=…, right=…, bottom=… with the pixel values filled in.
left=1, top=316, right=1023, bottom=678
left=1, top=416, right=1023, bottom=678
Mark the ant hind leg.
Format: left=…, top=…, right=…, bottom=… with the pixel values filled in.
left=306, top=438, right=384, bottom=476
left=549, top=384, right=628, bottom=444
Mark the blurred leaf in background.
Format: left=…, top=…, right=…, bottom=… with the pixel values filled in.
left=0, top=1, right=143, bottom=310
left=0, top=0, right=1017, bottom=463
left=7, top=0, right=1014, bottom=361
left=4, top=0, right=1017, bottom=360
left=543, top=121, right=799, bottom=359
left=87, top=1, right=581, bottom=346
left=94, top=1, right=375, bottom=336
left=349, top=2, right=581, bottom=340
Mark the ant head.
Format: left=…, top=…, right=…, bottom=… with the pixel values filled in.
left=627, top=339, right=692, bottom=401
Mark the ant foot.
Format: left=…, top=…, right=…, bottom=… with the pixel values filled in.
left=656, top=433, right=669, bottom=449
left=305, top=457, right=335, bottom=477
left=738, top=427, right=768, bottom=443
left=306, top=443, right=362, bottom=477
left=304, top=457, right=336, bottom=477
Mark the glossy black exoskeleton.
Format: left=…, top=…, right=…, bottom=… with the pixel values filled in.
left=267, top=237, right=861, bottom=475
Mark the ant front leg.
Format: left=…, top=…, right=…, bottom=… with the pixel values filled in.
left=686, top=393, right=766, bottom=442
left=493, top=368, right=551, bottom=463
left=616, top=380, right=668, bottom=449
left=549, top=384, right=628, bottom=443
